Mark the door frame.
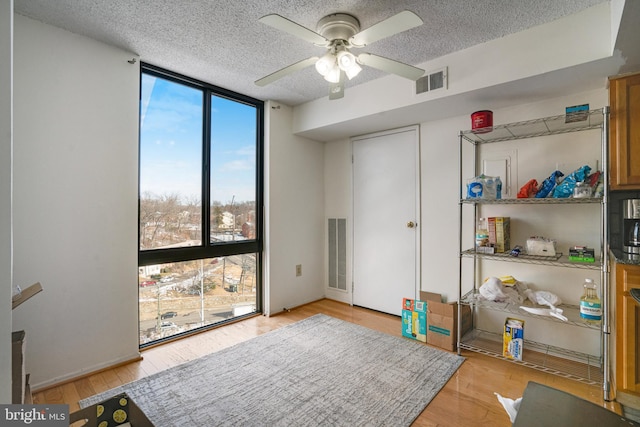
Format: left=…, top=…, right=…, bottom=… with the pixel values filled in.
left=350, top=125, right=422, bottom=310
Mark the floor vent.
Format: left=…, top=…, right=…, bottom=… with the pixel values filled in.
left=416, top=66, right=448, bottom=94
left=328, top=218, right=347, bottom=291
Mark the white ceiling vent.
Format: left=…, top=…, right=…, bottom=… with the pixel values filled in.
left=416, top=67, right=447, bottom=94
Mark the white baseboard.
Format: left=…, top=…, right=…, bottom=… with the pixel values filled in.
left=31, top=352, right=142, bottom=392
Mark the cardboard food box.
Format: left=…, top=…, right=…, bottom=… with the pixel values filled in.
left=402, top=298, right=427, bottom=342
left=420, top=291, right=472, bottom=352
left=488, top=217, right=511, bottom=253
left=70, top=393, right=154, bottom=427
left=569, top=246, right=595, bottom=263
left=503, top=318, right=525, bottom=361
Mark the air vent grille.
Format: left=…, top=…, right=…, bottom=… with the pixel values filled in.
left=416, top=66, right=448, bottom=94
left=328, top=218, right=347, bottom=291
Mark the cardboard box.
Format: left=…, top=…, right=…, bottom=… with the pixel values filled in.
left=420, top=291, right=472, bottom=352
left=402, top=298, right=427, bottom=342
left=69, top=393, right=155, bottom=427
left=503, top=318, right=525, bottom=361
left=12, top=330, right=26, bottom=404
left=488, top=217, right=510, bottom=253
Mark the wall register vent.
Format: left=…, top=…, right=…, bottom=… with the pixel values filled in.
left=328, top=218, right=347, bottom=291
left=416, top=66, right=448, bottom=94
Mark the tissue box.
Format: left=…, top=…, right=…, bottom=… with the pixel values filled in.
left=526, top=237, right=556, bottom=257
left=402, top=298, right=427, bottom=342
left=503, top=318, right=525, bottom=361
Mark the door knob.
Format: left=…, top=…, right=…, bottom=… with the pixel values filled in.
left=407, top=221, right=416, bottom=228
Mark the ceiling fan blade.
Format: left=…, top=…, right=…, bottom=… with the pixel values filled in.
left=259, top=14, right=329, bottom=46
left=255, top=57, right=319, bottom=87
left=350, top=10, right=423, bottom=47
left=357, top=53, right=424, bottom=80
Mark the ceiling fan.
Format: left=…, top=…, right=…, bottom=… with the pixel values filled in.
left=255, top=10, right=425, bottom=100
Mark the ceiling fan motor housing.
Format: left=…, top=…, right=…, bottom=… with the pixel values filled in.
left=317, top=13, right=361, bottom=43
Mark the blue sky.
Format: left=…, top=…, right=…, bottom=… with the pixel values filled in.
left=140, top=74, right=256, bottom=205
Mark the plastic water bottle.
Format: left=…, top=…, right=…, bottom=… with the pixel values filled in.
left=579, top=278, right=602, bottom=324
left=496, top=177, right=502, bottom=199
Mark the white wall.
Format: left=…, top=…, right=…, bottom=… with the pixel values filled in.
left=11, top=15, right=140, bottom=389
left=323, top=138, right=351, bottom=304
left=264, top=101, right=325, bottom=315
left=0, top=0, right=13, bottom=404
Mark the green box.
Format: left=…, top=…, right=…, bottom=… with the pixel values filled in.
left=402, top=298, right=427, bottom=342
left=569, top=247, right=595, bottom=263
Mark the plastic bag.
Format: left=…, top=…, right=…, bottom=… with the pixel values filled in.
left=479, top=277, right=506, bottom=301
left=517, top=179, right=538, bottom=198
left=495, top=392, right=522, bottom=423
left=520, top=288, right=568, bottom=321
left=552, top=165, right=591, bottom=198
left=480, top=277, right=522, bottom=304
left=535, top=170, right=564, bottom=198
left=467, top=175, right=500, bottom=199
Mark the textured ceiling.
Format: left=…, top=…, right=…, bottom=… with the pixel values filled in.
left=14, top=0, right=606, bottom=106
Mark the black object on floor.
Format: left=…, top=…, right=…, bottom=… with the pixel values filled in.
left=512, top=381, right=640, bottom=426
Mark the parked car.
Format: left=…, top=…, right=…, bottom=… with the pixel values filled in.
left=140, top=280, right=156, bottom=287
left=160, top=321, right=177, bottom=329
left=161, top=311, right=177, bottom=320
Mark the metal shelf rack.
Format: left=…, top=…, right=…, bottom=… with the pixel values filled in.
left=459, top=329, right=603, bottom=385
left=460, top=290, right=600, bottom=330
left=456, top=108, right=611, bottom=399
left=460, top=249, right=602, bottom=270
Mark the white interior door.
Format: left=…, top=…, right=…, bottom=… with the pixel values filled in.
left=352, top=126, right=420, bottom=316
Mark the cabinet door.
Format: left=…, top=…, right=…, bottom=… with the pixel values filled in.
left=616, top=263, right=640, bottom=394
left=610, top=73, right=640, bottom=189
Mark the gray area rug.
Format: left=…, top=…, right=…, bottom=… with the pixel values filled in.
left=80, top=314, right=464, bottom=426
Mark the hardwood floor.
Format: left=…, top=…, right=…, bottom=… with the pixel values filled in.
left=33, top=299, right=619, bottom=426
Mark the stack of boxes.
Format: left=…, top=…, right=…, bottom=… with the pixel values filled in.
left=401, top=293, right=472, bottom=352
left=487, top=217, right=511, bottom=253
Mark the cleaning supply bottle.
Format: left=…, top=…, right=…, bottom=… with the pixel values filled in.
left=579, top=278, right=602, bottom=324
left=475, top=218, right=489, bottom=250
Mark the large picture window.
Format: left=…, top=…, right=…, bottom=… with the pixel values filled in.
left=138, top=64, right=263, bottom=347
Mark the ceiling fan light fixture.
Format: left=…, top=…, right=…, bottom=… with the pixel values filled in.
left=336, top=50, right=362, bottom=80
left=344, top=63, right=362, bottom=80
left=336, top=50, right=355, bottom=69
left=256, top=11, right=425, bottom=99
left=323, top=65, right=341, bottom=83
left=315, top=53, right=336, bottom=77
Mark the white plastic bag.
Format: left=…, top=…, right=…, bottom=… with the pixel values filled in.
left=494, top=392, right=522, bottom=423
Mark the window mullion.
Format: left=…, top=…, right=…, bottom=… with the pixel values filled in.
left=202, top=90, right=212, bottom=249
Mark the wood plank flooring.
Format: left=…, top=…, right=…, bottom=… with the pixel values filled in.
left=33, top=299, right=620, bottom=426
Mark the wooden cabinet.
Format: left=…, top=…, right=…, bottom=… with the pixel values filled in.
left=615, top=262, right=640, bottom=396
left=610, top=72, right=640, bottom=190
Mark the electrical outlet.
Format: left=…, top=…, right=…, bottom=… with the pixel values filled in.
left=296, top=264, right=302, bottom=277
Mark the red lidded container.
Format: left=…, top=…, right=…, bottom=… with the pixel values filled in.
left=471, top=110, right=493, bottom=134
